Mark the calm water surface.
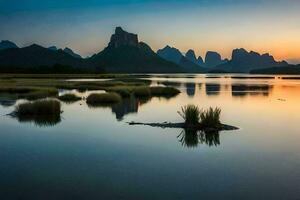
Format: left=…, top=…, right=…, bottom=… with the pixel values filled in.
left=1, top=74, right=300, bottom=200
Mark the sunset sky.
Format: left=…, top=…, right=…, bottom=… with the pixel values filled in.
left=1, top=0, right=300, bottom=63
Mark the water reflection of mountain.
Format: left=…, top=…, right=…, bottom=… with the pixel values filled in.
left=112, top=97, right=139, bottom=121
left=111, top=96, right=151, bottom=121
left=185, top=83, right=196, bottom=97
left=177, top=129, right=220, bottom=148
left=160, top=81, right=181, bottom=88
left=231, top=84, right=272, bottom=97
left=205, top=83, right=221, bottom=96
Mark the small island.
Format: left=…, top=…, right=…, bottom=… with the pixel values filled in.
left=129, top=105, right=238, bottom=133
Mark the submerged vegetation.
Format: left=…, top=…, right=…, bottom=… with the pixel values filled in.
left=86, top=92, right=121, bottom=106
left=12, top=99, right=61, bottom=126
left=58, top=94, right=82, bottom=103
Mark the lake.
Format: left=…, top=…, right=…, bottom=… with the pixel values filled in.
left=1, top=74, right=300, bottom=200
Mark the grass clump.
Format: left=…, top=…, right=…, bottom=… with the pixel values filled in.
left=150, top=86, right=180, bottom=97
left=58, top=93, right=82, bottom=103
left=200, top=107, right=221, bottom=128
left=0, top=87, right=58, bottom=100
left=86, top=92, right=121, bottom=106
left=13, top=99, right=62, bottom=126
left=178, top=105, right=201, bottom=126
left=178, top=105, right=222, bottom=128
left=106, top=86, right=131, bottom=97
left=15, top=99, right=61, bottom=116
left=133, top=87, right=151, bottom=97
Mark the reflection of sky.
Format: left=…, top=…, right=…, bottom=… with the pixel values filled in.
left=1, top=75, right=300, bottom=198
left=1, top=0, right=300, bottom=63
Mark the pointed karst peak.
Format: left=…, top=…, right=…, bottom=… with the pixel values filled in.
left=186, top=49, right=196, bottom=58
left=115, top=26, right=124, bottom=34
left=186, top=49, right=197, bottom=63
left=205, top=51, right=222, bottom=67
left=108, top=26, right=139, bottom=48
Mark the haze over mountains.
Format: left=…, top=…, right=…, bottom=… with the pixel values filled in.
left=0, top=27, right=296, bottom=74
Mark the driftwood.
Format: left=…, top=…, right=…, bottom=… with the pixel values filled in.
left=127, top=121, right=238, bottom=132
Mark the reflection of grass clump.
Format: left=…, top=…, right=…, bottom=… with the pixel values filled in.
left=133, top=87, right=151, bottom=97
left=178, top=105, right=201, bottom=126
left=150, top=86, right=180, bottom=97
left=13, top=99, right=61, bottom=126
left=178, top=105, right=222, bottom=128
left=86, top=93, right=121, bottom=106
left=200, top=107, right=221, bottom=129
left=58, top=94, right=82, bottom=103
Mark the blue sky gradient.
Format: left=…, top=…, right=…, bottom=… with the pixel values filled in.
left=0, top=0, right=299, bottom=62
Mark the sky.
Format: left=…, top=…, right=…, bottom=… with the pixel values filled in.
left=0, top=0, right=300, bottom=63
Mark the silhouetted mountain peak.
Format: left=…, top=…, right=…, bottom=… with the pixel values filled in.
left=216, top=48, right=289, bottom=72
left=48, top=46, right=58, bottom=51
left=205, top=51, right=223, bottom=68
left=186, top=49, right=197, bottom=63
left=157, top=46, right=205, bottom=72
left=0, top=40, right=18, bottom=50
left=157, top=45, right=183, bottom=64
left=186, top=49, right=204, bottom=66
left=63, top=47, right=82, bottom=59
left=197, top=56, right=204, bottom=65
left=108, top=27, right=139, bottom=48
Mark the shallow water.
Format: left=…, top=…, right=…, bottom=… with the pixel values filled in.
left=1, top=74, right=300, bottom=200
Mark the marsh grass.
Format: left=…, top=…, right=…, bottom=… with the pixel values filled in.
left=200, top=107, right=221, bottom=128
left=13, top=99, right=61, bottom=126
left=86, top=92, right=121, bottom=106
left=0, top=87, right=58, bottom=100
left=178, top=105, right=201, bottom=126
left=0, top=78, right=179, bottom=103
left=15, top=99, right=61, bottom=115
left=106, top=86, right=131, bottom=97
left=58, top=94, right=82, bottom=103
left=133, top=87, right=151, bottom=97
left=150, top=86, right=180, bottom=97
left=178, top=105, right=222, bottom=128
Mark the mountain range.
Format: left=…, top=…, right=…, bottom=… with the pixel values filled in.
left=157, top=46, right=228, bottom=69
left=0, top=28, right=295, bottom=73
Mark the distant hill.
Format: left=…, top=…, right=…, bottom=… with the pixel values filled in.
left=215, top=48, right=288, bottom=72
left=186, top=49, right=204, bottom=66
left=89, top=27, right=184, bottom=73
left=0, top=28, right=296, bottom=74
left=0, top=40, right=18, bottom=50
left=205, top=51, right=227, bottom=68
left=250, top=65, right=300, bottom=75
left=157, top=46, right=205, bottom=72
left=63, top=47, right=82, bottom=59
left=48, top=46, right=82, bottom=59
left=0, top=44, right=89, bottom=72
